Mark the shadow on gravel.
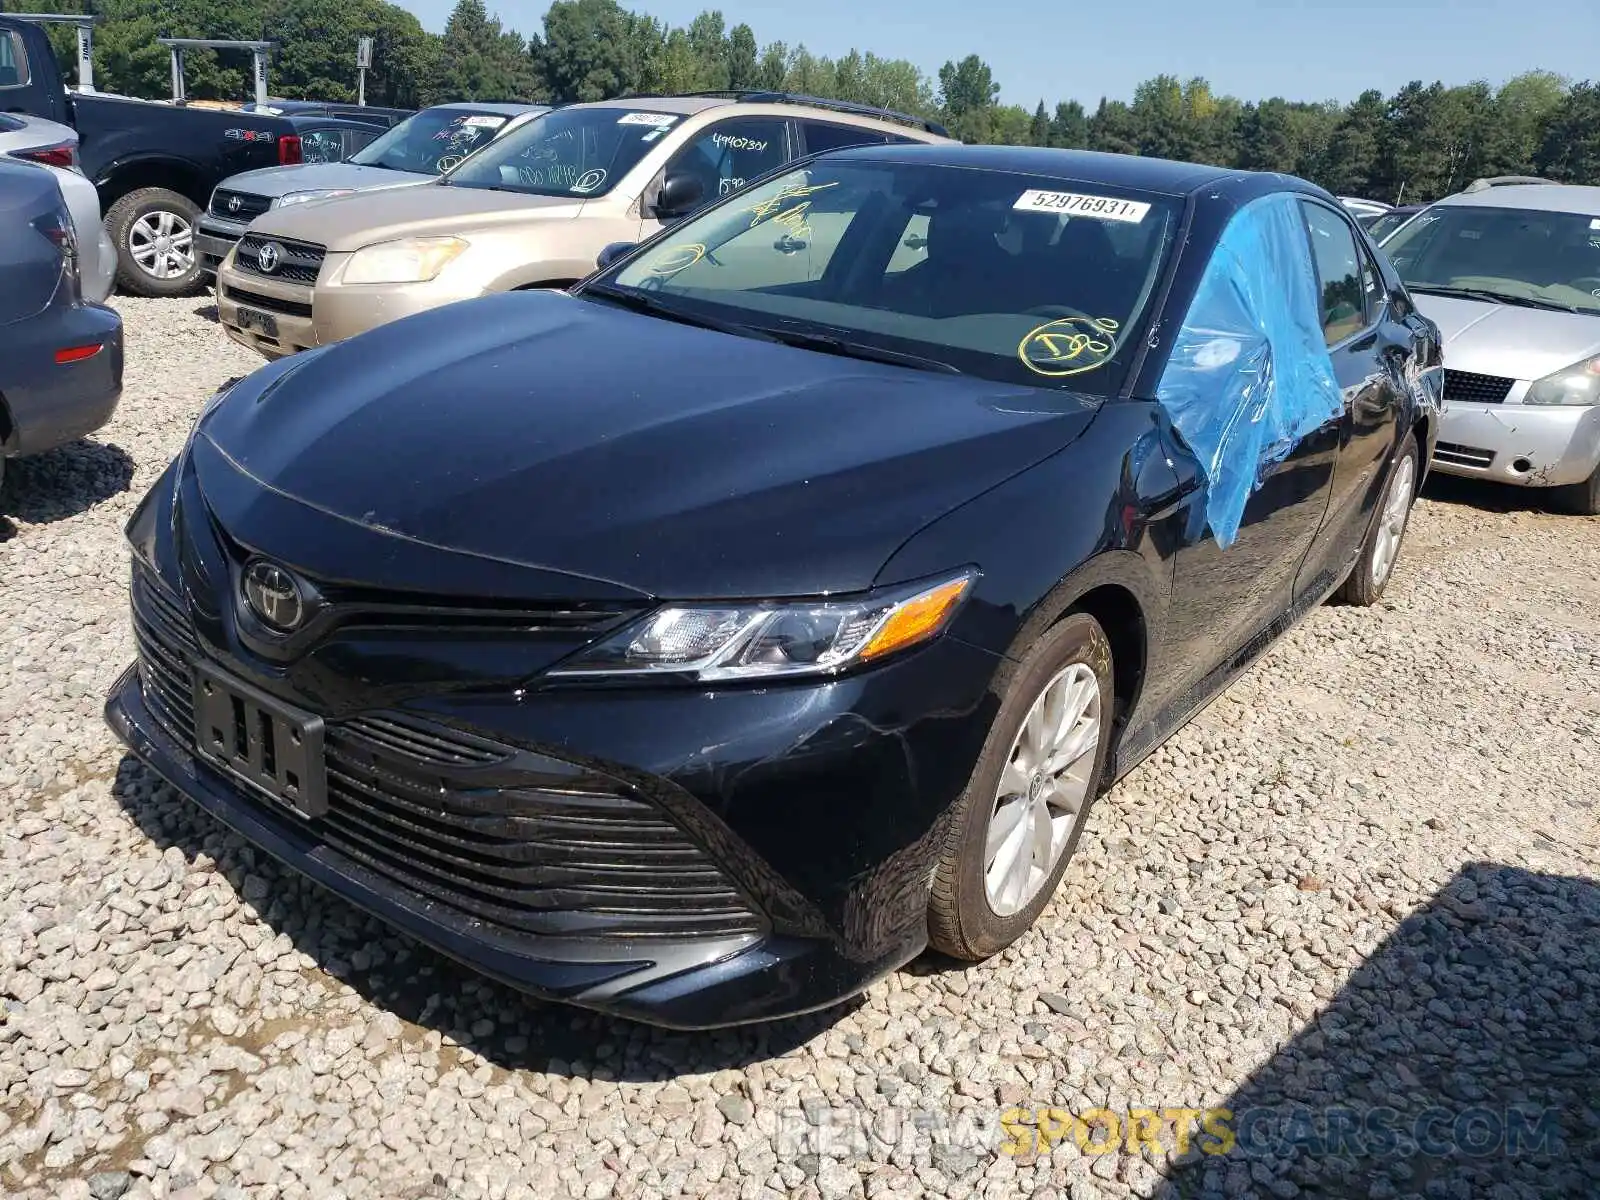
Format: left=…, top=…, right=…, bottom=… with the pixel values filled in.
left=0, top=439, right=134, bottom=527
left=193, top=303, right=219, bottom=324
left=1156, top=864, right=1599, bottom=1199
left=111, top=754, right=853, bottom=1075
left=1420, top=472, right=1577, bottom=516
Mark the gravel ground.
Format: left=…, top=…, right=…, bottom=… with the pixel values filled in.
left=2, top=295, right=1597, bottom=1200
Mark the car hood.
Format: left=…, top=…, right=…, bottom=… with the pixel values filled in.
left=220, top=162, right=433, bottom=200
left=195, top=291, right=1099, bottom=599
left=1413, top=294, right=1600, bottom=381
left=247, top=182, right=583, bottom=251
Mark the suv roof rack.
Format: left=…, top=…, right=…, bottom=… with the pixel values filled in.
left=1462, top=175, right=1559, bottom=193
left=640, top=90, right=949, bottom=137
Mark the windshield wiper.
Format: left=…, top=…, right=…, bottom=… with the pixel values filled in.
left=759, top=327, right=963, bottom=375
left=1410, top=285, right=1583, bottom=313
left=580, top=284, right=782, bottom=341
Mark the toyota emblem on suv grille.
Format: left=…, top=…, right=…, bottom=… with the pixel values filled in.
left=227, top=194, right=242, bottom=214
left=243, top=560, right=305, bottom=631
left=256, top=241, right=283, bottom=273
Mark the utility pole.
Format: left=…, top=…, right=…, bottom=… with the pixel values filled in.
left=356, top=36, right=373, bottom=107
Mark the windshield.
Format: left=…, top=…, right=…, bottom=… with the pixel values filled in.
left=1368, top=210, right=1415, bottom=244
left=446, top=106, right=683, bottom=198
left=589, top=160, right=1179, bottom=395
left=350, top=108, right=514, bottom=176
left=1383, top=204, right=1600, bottom=315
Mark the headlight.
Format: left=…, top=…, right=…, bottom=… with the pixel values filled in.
left=549, top=570, right=977, bottom=682
left=341, top=237, right=468, bottom=285
left=1524, top=356, right=1600, bottom=406
left=276, top=189, right=355, bottom=208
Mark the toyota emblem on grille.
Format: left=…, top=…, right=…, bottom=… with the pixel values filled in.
left=256, top=241, right=283, bottom=273
left=227, top=194, right=242, bottom=214
left=243, top=560, right=305, bottom=632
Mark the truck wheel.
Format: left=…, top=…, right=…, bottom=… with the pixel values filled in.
left=107, top=188, right=204, bottom=298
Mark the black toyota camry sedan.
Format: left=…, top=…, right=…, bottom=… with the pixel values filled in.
left=107, top=144, right=1442, bottom=1028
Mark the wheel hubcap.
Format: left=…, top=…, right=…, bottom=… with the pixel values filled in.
left=129, top=211, right=195, bottom=280
left=983, top=662, right=1102, bottom=917
left=1371, top=454, right=1415, bottom=587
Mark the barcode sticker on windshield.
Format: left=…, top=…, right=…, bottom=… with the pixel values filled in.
left=618, top=112, right=679, bottom=127
left=461, top=115, right=507, bottom=128
left=1013, top=190, right=1150, bottom=223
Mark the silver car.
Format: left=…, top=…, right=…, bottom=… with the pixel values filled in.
left=0, top=113, right=115, bottom=303
left=1382, top=183, right=1600, bottom=513
left=195, top=102, right=547, bottom=277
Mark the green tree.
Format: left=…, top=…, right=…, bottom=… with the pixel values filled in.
left=430, top=0, right=539, bottom=102
left=1087, top=97, right=1139, bottom=156
left=1047, top=100, right=1088, bottom=149
left=1029, top=100, right=1049, bottom=145
left=936, top=54, right=999, bottom=142
left=754, top=41, right=787, bottom=90
left=1538, top=82, right=1600, bottom=183
left=533, top=0, right=658, bottom=102
left=1322, top=89, right=1386, bottom=196
left=725, top=22, right=757, bottom=89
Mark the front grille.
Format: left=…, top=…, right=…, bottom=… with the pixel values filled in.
left=1444, top=369, right=1514, bottom=405
left=1434, top=440, right=1495, bottom=469
left=128, top=563, right=760, bottom=942
left=221, top=284, right=314, bottom=319
left=235, top=234, right=325, bottom=285
left=211, top=189, right=272, bottom=221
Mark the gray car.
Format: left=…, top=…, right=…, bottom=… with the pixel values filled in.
left=0, top=160, right=123, bottom=493
left=1382, top=183, right=1600, bottom=513
left=0, top=113, right=115, bottom=302
left=195, top=102, right=547, bottom=277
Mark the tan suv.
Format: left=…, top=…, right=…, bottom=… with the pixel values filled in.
left=214, top=93, right=955, bottom=357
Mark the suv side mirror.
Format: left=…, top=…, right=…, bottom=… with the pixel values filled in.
left=596, top=241, right=637, bottom=271
left=653, top=173, right=705, bottom=220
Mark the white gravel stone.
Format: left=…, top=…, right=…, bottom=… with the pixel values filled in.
left=2, top=296, right=1597, bottom=1199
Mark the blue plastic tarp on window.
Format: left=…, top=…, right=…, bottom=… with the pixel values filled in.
left=1156, top=192, right=1344, bottom=548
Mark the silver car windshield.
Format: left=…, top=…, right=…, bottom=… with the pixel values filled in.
left=350, top=109, right=513, bottom=176
left=445, top=107, right=683, bottom=199
left=1384, top=205, right=1600, bottom=315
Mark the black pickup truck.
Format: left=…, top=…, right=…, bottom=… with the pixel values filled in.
left=1, top=16, right=308, bottom=297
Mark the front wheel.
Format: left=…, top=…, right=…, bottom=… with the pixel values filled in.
left=927, top=613, right=1114, bottom=961
left=1554, top=463, right=1600, bottom=516
left=1336, top=432, right=1419, bottom=606
left=106, top=187, right=204, bottom=298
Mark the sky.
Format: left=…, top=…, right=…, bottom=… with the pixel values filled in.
left=405, top=0, right=1600, bottom=110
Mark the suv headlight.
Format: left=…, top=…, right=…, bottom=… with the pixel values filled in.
left=549, top=570, right=977, bottom=682
left=341, top=236, right=468, bottom=285
left=1524, top=356, right=1600, bottom=406
left=276, top=188, right=355, bottom=208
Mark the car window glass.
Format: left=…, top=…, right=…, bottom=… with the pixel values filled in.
left=800, top=121, right=887, bottom=154
left=0, top=31, right=30, bottom=88
left=350, top=108, right=510, bottom=175
left=667, top=118, right=789, bottom=202
left=445, top=106, right=680, bottom=199
left=606, top=160, right=1179, bottom=396
left=1301, top=201, right=1367, bottom=345
left=345, top=128, right=380, bottom=158
left=300, top=130, right=346, bottom=164
left=1359, top=247, right=1384, bottom=324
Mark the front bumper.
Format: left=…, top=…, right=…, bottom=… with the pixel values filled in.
left=196, top=216, right=248, bottom=279
left=1433, top=401, right=1600, bottom=487
left=1, top=302, right=124, bottom=458
left=105, top=552, right=1003, bottom=1025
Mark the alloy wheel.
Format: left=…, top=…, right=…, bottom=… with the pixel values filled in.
left=128, top=211, right=196, bottom=281
left=983, top=661, right=1102, bottom=917
left=1371, top=453, right=1416, bottom=588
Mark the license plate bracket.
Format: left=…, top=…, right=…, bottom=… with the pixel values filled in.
left=192, top=662, right=327, bottom=819
left=234, top=307, right=279, bottom=339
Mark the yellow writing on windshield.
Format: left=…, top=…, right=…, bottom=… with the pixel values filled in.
left=1018, top=316, right=1121, bottom=377
left=744, top=181, right=839, bottom=228
left=648, top=243, right=707, bottom=275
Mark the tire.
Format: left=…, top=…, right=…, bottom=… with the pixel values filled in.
left=927, top=612, right=1115, bottom=961
left=1554, top=464, right=1600, bottom=516
left=1336, top=432, right=1419, bottom=606
left=105, top=188, right=204, bottom=298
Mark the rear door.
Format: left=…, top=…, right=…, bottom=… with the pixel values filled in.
left=1292, top=198, right=1410, bottom=599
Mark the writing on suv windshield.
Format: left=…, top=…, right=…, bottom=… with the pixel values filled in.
left=447, top=108, right=681, bottom=198
left=1384, top=206, right=1600, bottom=316
left=351, top=110, right=509, bottom=176
left=595, top=162, right=1178, bottom=394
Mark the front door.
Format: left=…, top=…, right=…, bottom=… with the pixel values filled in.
left=642, top=116, right=792, bottom=237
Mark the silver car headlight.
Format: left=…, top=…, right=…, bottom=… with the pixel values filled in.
left=1524, top=356, right=1600, bottom=406
left=548, top=570, right=977, bottom=682
left=341, top=236, right=468, bottom=285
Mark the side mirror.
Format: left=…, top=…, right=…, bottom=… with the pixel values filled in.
left=596, top=241, right=637, bottom=271
left=653, top=173, right=705, bottom=220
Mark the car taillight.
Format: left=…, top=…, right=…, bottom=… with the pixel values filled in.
left=278, top=135, right=303, bottom=165
left=13, top=142, right=78, bottom=170
left=31, top=205, right=82, bottom=296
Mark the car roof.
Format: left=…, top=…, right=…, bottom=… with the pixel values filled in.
left=1433, top=183, right=1600, bottom=216
left=558, top=92, right=949, bottom=137
left=284, top=114, right=386, bottom=131
left=427, top=101, right=548, bottom=116
left=563, top=95, right=737, bottom=117
left=818, top=143, right=1302, bottom=198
